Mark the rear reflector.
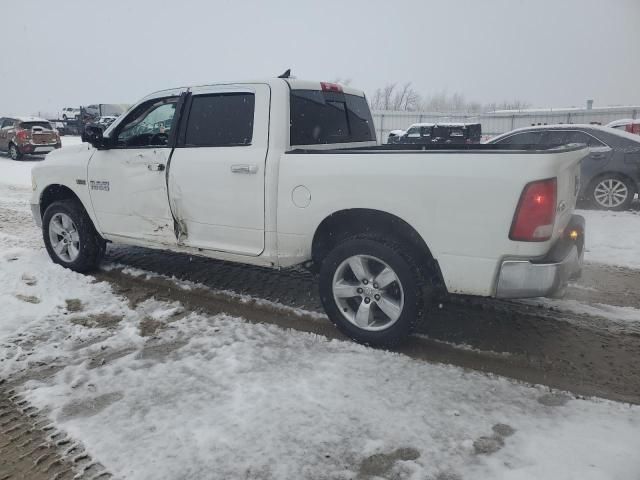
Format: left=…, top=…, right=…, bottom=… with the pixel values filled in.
left=320, top=82, right=343, bottom=93
left=509, top=178, right=557, bottom=242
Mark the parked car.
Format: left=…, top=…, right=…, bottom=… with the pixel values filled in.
left=399, top=123, right=434, bottom=144
left=31, top=78, right=586, bottom=346
left=60, top=107, right=80, bottom=121
left=95, top=116, right=118, bottom=129
left=488, top=124, right=640, bottom=210
left=399, top=122, right=482, bottom=145
left=386, top=129, right=405, bottom=144
left=606, top=118, right=640, bottom=136
left=431, top=123, right=482, bottom=144
left=53, top=121, right=67, bottom=136
left=0, top=116, right=61, bottom=160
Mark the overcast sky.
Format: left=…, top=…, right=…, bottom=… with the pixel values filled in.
left=2, top=0, right=639, bottom=115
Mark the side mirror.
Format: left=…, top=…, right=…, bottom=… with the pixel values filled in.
left=84, top=125, right=111, bottom=149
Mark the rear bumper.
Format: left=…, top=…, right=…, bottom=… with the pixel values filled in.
left=495, top=215, right=585, bottom=299
left=18, top=142, right=61, bottom=154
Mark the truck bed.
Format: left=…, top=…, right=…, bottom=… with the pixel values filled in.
left=278, top=143, right=587, bottom=296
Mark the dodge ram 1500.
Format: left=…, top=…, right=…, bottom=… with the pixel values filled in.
left=31, top=78, right=586, bottom=345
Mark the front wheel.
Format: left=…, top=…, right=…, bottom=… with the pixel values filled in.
left=590, top=175, right=635, bottom=211
left=9, top=143, right=22, bottom=160
left=319, top=235, right=426, bottom=347
left=42, top=200, right=105, bottom=272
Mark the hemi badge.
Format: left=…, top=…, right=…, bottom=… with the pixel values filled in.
left=76, top=179, right=86, bottom=185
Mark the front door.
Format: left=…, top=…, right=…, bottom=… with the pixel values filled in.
left=87, top=93, right=184, bottom=245
left=167, top=84, right=269, bottom=256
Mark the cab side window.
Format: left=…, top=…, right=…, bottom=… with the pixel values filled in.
left=182, top=93, right=255, bottom=147
left=115, top=98, right=178, bottom=148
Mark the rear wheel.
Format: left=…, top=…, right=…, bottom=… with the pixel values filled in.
left=9, top=143, right=22, bottom=160
left=590, top=175, right=635, bottom=211
left=319, top=235, right=427, bottom=347
left=43, top=200, right=105, bottom=272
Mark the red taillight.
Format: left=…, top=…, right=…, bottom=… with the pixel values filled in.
left=320, top=82, right=343, bottom=93
left=509, top=178, right=557, bottom=242
left=16, top=129, right=28, bottom=141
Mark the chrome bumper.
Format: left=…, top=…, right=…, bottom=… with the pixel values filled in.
left=495, top=215, right=585, bottom=299
left=31, top=203, right=42, bottom=228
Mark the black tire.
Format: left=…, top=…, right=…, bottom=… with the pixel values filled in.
left=588, top=174, right=636, bottom=211
left=9, top=143, right=22, bottom=160
left=42, top=200, right=105, bottom=273
left=62, top=114, right=67, bottom=121
left=319, top=234, right=427, bottom=347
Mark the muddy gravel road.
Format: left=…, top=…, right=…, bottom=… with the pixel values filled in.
left=103, top=245, right=640, bottom=405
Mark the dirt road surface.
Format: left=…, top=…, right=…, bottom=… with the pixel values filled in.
left=103, top=244, right=640, bottom=405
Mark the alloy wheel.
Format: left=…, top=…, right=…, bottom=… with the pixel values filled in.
left=48, top=212, right=81, bottom=262
left=332, top=254, right=404, bottom=331
left=593, top=178, right=628, bottom=209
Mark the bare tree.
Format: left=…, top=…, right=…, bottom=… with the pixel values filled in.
left=370, top=82, right=421, bottom=111
left=371, top=83, right=530, bottom=113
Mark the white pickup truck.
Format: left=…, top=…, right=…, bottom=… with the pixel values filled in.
left=31, top=77, right=586, bottom=345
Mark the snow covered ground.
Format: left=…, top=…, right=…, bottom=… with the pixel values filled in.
left=0, top=135, right=82, bottom=187
left=2, top=246, right=639, bottom=480
left=578, top=208, right=640, bottom=270
left=1, top=138, right=640, bottom=479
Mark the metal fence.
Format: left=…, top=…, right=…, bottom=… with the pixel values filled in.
left=373, top=106, right=640, bottom=143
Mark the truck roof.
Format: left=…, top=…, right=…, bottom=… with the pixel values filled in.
left=141, top=78, right=367, bottom=103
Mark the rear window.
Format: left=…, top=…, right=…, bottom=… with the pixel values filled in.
left=19, top=121, right=52, bottom=130
left=290, top=90, right=375, bottom=145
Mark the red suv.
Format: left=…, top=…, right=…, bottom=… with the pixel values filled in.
left=0, top=116, right=61, bottom=160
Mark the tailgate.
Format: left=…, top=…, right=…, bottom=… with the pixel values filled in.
left=551, top=146, right=586, bottom=238
left=30, top=127, right=57, bottom=144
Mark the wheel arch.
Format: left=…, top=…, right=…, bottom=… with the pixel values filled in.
left=311, top=208, right=444, bottom=287
left=39, top=184, right=87, bottom=220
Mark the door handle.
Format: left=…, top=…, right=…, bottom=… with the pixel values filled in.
left=231, top=164, right=258, bottom=174
left=147, top=163, right=165, bottom=172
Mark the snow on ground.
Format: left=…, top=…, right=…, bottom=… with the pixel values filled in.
left=1, top=247, right=638, bottom=480
left=0, top=136, right=82, bottom=187
left=577, top=208, right=640, bottom=270
left=520, top=297, right=640, bottom=325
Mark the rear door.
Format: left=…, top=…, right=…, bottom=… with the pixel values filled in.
left=167, top=84, right=270, bottom=255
